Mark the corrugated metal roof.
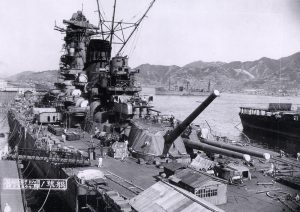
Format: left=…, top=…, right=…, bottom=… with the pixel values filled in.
left=190, top=155, right=216, bottom=171
left=174, top=169, right=222, bottom=189
left=226, top=163, right=249, bottom=172
left=164, top=162, right=187, bottom=172
left=129, top=181, right=224, bottom=212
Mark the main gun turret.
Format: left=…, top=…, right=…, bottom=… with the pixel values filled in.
left=162, top=90, right=220, bottom=156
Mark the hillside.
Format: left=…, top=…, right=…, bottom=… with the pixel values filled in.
left=5, top=52, right=300, bottom=95
left=6, top=70, right=58, bottom=83
left=136, top=52, right=300, bottom=94
left=5, top=70, right=58, bottom=90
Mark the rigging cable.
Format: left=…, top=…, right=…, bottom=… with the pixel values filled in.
left=37, top=186, right=51, bottom=212
left=21, top=161, right=31, bottom=174
left=8, top=123, right=18, bottom=141
left=128, top=29, right=139, bottom=57
left=98, top=0, right=107, bottom=20
left=234, top=124, right=251, bottom=143
left=128, top=23, right=142, bottom=57
left=13, top=124, right=25, bottom=148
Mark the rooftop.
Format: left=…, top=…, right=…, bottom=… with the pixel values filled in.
left=173, top=168, right=223, bottom=189
left=130, top=181, right=224, bottom=212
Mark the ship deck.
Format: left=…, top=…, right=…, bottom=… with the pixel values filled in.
left=62, top=152, right=300, bottom=212
left=64, top=156, right=160, bottom=199
left=221, top=165, right=300, bottom=212
left=8, top=109, right=300, bottom=211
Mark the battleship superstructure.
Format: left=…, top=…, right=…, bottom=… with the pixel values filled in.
left=5, top=3, right=223, bottom=211
left=48, top=7, right=192, bottom=160
left=4, top=2, right=300, bottom=212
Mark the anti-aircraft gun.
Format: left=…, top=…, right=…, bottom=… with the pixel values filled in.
left=162, top=90, right=220, bottom=156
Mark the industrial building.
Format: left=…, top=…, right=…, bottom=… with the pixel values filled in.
left=0, top=79, right=8, bottom=89
left=169, top=168, right=227, bottom=205
left=163, top=162, right=187, bottom=177
left=130, top=181, right=224, bottom=212
left=214, top=163, right=250, bottom=183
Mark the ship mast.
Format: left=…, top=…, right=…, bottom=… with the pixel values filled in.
left=109, top=0, right=117, bottom=49
left=94, top=0, right=156, bottom=57
left=116, top=0, right=155, bottom=56
left=96, top=0, right=104, bottom=39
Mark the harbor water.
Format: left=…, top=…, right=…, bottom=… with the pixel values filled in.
left=1, top=90, right=300, bottom=156
left=1, top=90, right=300, bottom=211
left=142, top=88, right=300, bottom=155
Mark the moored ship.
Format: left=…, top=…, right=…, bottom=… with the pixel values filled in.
left=239, top=103, right=300, bottom=139
left=155, top=80, right=211, bottom=96
left=155, top=86, right=210, bottom=96
left=4, top=2, right=226, bottom=211
left=2, top=2, right=300, bottom=212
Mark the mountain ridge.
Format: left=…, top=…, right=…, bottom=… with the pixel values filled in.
left=5, top=52, right=300, bottom=94
left=136, top=52, right=300, bottom=94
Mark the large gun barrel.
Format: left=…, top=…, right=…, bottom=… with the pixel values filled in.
left=163, top=90, right=220, bottom=155
left=201, top=138, right=270, bottom=160
left=184, top=140, right=251, bottom=162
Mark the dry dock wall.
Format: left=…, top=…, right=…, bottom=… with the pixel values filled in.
left=0, top=160, right=25, bottom=212
left=7, top=111, right=78, bottom=211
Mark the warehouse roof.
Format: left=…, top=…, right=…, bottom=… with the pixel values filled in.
left=129, top=181, right=224, bottom=212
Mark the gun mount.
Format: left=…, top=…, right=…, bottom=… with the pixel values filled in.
left=162, top=90, right=220, bottom=156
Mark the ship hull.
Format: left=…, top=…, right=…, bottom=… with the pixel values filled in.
left=155, top=90, right=209, bottom=96
left=7, top=111, right=77, bottom=211
left=239, top=113, right=300, bottom=139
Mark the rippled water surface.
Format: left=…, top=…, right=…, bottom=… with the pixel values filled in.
left=1, top=90, right=300, bottom=211
left=142, top=88, right=300, bottom=155
left=1, top=90, right=300, bottom=154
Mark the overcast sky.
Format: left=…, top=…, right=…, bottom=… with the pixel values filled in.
left=1, top=0, right=300, bottom=77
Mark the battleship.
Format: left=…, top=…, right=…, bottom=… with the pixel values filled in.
left=1, top=1, right=300, bottom=212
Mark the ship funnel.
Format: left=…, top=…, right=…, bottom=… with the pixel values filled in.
left=162, top=90, right=220, bottom=156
